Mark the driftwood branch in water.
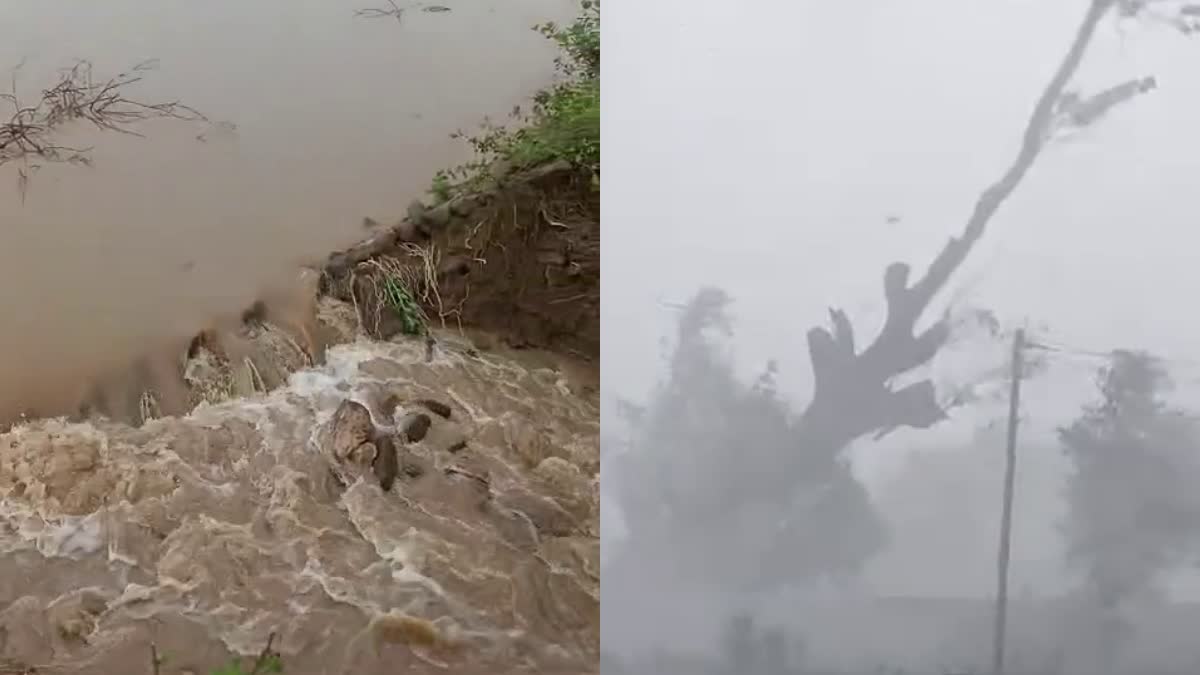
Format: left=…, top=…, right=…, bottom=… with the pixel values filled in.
left=801, top=0, right=1134, bottom=446
left=0, top=59, right=205, bottom=201
left=0, top=59, right=204, bottom=165
left=355, top=0, right=406, bottom=23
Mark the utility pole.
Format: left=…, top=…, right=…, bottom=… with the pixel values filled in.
left=992, top=328, right=1025, bottom=675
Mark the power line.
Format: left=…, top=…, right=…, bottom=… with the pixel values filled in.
left=1023, top=337, right=1111, bottom=360
left=1024, top=333, right=1200, bottom=376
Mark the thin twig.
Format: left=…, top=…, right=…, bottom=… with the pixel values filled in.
left=355, top=0, right=406, bottom=22
left=248, top=631, right=278, bottom=674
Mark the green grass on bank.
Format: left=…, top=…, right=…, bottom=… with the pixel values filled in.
left=432, top=0, right=599, bottom=198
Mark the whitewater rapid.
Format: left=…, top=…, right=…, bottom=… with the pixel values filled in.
left=0, top=326, right=599, bottom=674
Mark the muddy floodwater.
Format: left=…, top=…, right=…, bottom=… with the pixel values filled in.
left=0, top=0, right=577, bottom=421
left=0, top=324, right=600, bottom=673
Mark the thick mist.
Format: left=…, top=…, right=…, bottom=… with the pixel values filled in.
left=602, top=0, right=1200, bottom=673
left=603, top=292, right=1200, bottom=674
left=0, top=0, right=575, bottom=419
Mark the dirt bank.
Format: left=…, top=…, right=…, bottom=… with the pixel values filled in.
left=324, top=159, right=600, bottom=362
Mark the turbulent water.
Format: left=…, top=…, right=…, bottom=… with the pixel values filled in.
left=0, top=320, right=599, bottom=674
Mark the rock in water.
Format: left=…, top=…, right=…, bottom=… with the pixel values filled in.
left=323, top=398, right=399, bottom=491
left=415, top=398, right=452, bottom=419
left=372, top=434, right=399, bottom=492
left=330, top=399, right=373, bottom=462
left=398, top=412, right=432, bottom=442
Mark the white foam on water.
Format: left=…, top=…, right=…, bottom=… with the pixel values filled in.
left=0, top=332, right=598, bottom=673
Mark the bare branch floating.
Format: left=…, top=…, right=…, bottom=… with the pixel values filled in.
left=355, top=0, right=406, bottom=22
left=0, top=58, right=206, bottom=202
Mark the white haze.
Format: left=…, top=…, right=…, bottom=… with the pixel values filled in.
left=604, top=0, right=1200, bottom=588
left=602, top=0, right=1200, bottom=670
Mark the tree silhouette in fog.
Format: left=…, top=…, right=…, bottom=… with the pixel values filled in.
left=610, top=288, right=886, bottom=590
left=1059, top=350, right=1200, bottom=667
left=605, top=5, right=1200, bottom=619
left=617, top=0, right=1200, bottom=582
left=720, top=613, right=807, bottom=675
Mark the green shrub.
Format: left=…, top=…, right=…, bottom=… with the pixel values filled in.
left=436, top=0, right=600, bottom=195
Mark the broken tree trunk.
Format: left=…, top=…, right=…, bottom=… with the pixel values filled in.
left=795, top=0, right=1131, bottom=458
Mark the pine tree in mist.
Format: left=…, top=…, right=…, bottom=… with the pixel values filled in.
left=609, top=288, right=886, bottom=591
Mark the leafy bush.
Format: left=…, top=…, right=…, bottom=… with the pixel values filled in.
left=433, top=0, right=599, bottom=198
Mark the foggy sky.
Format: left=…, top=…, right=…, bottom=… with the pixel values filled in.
left=602, top=0, right=1200, bottom=598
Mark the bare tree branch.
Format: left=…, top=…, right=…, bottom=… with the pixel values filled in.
left=1056, top=76, right=1157, bottom=130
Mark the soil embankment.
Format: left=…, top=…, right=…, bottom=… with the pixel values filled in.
left=326, top=159, right=599, bottom=361
left=0, top=161, right=600, bottom=674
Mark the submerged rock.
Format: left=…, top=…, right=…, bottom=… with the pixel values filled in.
left=397, top=411, right=432, bottom=442
left=327, top=400, right=374, bottom=463
left=414, top=398, right=452, bottom=419
left=371, top=434, right=400, bottom=492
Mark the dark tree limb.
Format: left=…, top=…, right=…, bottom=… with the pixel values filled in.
left=800, top=0, right=1124, bottom=447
